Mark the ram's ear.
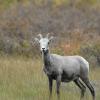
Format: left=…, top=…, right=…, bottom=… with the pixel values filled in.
left=49, top=36, right=54, bottom=41
left=34, top=38, right=39, bottom=43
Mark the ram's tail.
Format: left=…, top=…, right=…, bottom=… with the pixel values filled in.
left=76, top=56, right=89, bottom=78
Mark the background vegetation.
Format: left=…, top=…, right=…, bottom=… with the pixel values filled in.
left=0, top=0, right=100, bottom=67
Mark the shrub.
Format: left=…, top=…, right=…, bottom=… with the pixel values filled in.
left=80, top=43, right=100, bottom=67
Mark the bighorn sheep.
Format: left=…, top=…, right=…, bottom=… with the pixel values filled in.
left=34, top=33, right=95, bottom=100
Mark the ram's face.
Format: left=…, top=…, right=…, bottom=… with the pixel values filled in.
left=39, top=38, right=49, bottom=52
left=34, top=33, right=54, bottom=53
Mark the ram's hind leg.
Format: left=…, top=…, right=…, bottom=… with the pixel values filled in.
left=74, top=79, right=86, bottom=100
left=82, top=77, right=95, bottom=100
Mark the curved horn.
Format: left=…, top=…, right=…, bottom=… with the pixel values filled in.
left=37, top=34, right=43, bottom=39
left=46, top=33, right=50, bottom=38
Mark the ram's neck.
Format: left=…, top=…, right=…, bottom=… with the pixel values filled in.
left=42, top=50, right=51, bottom=67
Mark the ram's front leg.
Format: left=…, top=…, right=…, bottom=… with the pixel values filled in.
left=56, top=75, right=61, bottom=100
left=48, top=76, right=53, bottom=100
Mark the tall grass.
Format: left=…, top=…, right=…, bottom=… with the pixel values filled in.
left=0, top=56, right=99, bottom=100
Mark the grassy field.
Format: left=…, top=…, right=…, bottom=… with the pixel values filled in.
left=0, top=56, right=99, bottom=100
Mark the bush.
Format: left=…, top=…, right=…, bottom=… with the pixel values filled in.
left=80, top=43, right=100, bottom=67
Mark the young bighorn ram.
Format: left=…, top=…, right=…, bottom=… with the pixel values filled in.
left=34, top=34, right=95, bottom=100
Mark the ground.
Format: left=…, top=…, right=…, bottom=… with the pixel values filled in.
left=0, top=56, right=99, bottom=100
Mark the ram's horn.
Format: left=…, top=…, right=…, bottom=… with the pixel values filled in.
left=38, top=34, right=43, bottom=39
left=46, top=33, right=50, bottom=38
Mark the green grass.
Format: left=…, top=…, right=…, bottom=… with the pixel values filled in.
left=0, top=56, right=99, bottom=100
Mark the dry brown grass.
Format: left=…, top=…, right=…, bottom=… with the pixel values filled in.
left=0, top=56, right=99, bottom=100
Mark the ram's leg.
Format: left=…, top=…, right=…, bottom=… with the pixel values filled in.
left=74, top=79, right=86, bottom=100
left=56, top=75, right=61, bottom=100
left=82, top=77, right=95, bottom=100
left=48, top=76, right=53, bottom=100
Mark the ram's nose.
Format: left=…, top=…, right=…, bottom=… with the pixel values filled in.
left=42, top=48, right=45, bottom=50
